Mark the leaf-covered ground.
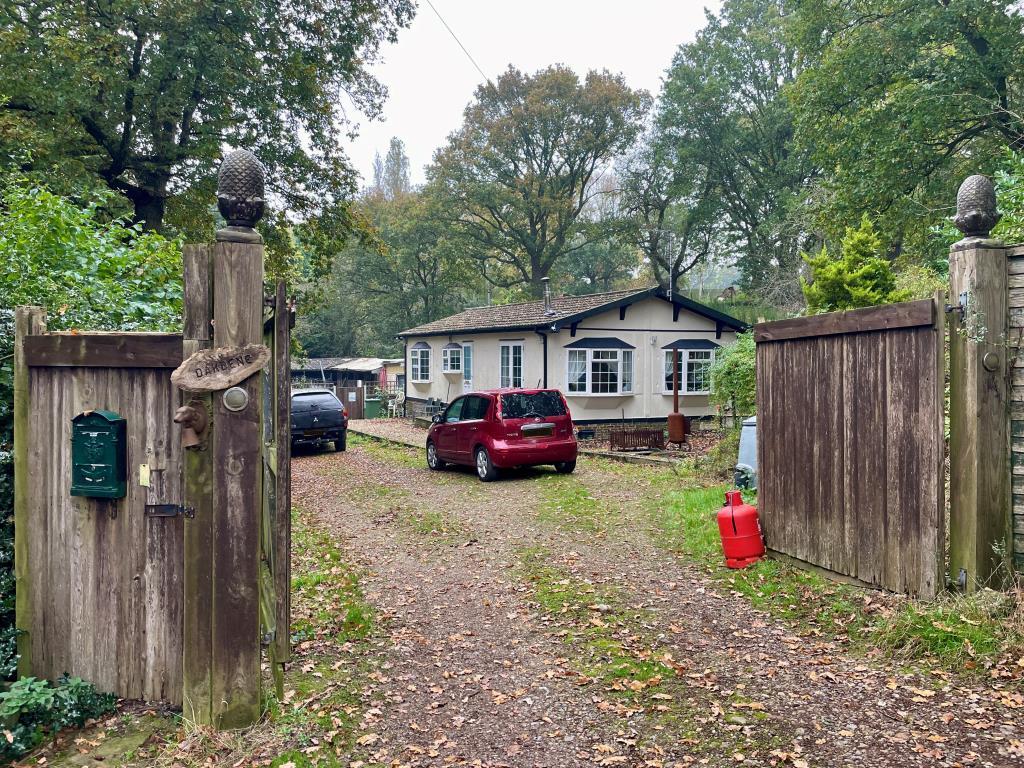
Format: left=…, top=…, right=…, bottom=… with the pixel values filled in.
left=283, top=429, right=1022, bottom=767
left=23, top=426, right=1022, bottom=767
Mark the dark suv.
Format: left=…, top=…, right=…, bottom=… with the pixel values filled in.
left=291, top=389, right=348, bottom=451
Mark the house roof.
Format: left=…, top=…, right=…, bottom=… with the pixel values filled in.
left=291, top=356, right=392, bottom=373
left=291, top=357, right=350, bottom=372
left=396, top=286, right=747, bottom=338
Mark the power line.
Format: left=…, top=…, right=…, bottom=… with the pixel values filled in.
left=423, top=0, right=492, bottom=87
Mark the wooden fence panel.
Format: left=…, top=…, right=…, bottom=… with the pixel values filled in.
left=337, top=386, right=365, bottom=419
left=755, top=299, right=945, bottom=597
left=20, top=351, right=184, bottom=702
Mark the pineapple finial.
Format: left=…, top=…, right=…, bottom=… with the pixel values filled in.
left=216, top=149, right=266, bottom=243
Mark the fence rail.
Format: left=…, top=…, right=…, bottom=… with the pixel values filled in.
left=754, top=298, right=945, bottom=597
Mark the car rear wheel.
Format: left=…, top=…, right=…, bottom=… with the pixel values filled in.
left=335, top=430, right=347, bottom=452
left=426, top=441, right=445, bottom=470
left=555, top=460, right=576, bottom=474
left=475, top=447, right=499, bottom=482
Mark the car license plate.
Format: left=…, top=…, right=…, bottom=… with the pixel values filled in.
left=305, top=429, right=325, bottom=437
left=521, top=423, right=554, bottom=438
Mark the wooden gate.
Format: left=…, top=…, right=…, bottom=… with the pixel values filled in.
left=755, top=298, right=945, bottom=597
left=337, top=385, right=365, bottom=419
left=13, top=318, right=186, bottom=702
left=13, top=283, right=292, bottom=709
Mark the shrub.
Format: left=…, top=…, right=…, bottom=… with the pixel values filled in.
left=0, top=675, right=116, bottom=761
left=802, top=215, right=911, bottom=312
left=696, top=428, right=741, bottom=481
left=709, top=331, right=756, bottom=419
left=0, top=182, right=181, bottom=754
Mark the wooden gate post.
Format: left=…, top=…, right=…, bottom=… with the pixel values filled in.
left=181, top=149, right=266, bottom=728
left=13, top=306, right=46, bottom=676
left=948, top=175, right=1011, bottom=591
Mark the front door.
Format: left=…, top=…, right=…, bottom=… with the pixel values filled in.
left=435, top=397, right=464, bottom=459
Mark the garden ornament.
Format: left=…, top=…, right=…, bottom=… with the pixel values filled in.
left=954, top=174, right=1000, bottom=239
left=216, top=148, right=266, bottom=243
left=174, top=401, right=208, bottom=449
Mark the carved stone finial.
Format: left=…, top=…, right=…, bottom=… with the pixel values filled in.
left=954, top=174, right=1000, bottom=239
left=216, top=149, right=265, bottom=243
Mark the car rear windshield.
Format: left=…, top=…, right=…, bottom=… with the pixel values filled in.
left=292, top=392, right=341, bottom=410
left=499, top=391, right=566, bottom=419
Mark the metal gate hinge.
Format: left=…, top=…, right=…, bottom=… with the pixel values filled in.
left=144, top=503, right=195, bottom=519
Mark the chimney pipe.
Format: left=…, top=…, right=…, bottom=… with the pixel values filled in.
left=542, top=277, right=554, bottom=316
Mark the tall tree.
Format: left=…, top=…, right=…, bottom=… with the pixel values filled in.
left=300, top=136, right=481, bottom=357
left=619, top=128, right=723, bottom=292
left=790, top=0, right=1024, bottom=251
left=0, top=0, right=415, bottom=232
left=428, top=65, right=650, bottom=298
left=382, top=137, right=412, bottom=200
left=370, top=137, right=413, bottom=200
left=558, top=174, right=639, bottom=294
left=658, top=0, right=816, bottom=306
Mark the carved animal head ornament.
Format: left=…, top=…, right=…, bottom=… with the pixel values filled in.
left=954, top=174, right=1000, bottom=239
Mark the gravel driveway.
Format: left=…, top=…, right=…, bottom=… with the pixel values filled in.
left=292, top=433, right=1022, bottom=768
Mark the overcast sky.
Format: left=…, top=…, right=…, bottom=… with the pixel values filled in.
left=345, top=0, right=721, bottom=187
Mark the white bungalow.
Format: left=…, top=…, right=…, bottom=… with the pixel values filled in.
left=396, top=286, right=746, bottom=427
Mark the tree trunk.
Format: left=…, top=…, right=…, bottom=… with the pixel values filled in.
left=122, top=174, right=170, bottom=232
left=132, top=190, right=167, bottom=232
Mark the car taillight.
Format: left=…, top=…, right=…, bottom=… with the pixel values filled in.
left=342, top=407, right=348, bottom=418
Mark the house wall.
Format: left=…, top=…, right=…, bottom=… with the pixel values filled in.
left=403, top=295, right=738, bottom=423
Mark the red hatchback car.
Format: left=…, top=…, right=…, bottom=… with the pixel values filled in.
left=426, top=388, right=578, bottom=481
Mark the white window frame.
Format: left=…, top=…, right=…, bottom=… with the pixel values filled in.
left=410, top=347, right=431, bottom=383
left=499, top=342, right=524, bottom=388
left=462, top=343, right=474, bottom=389
left=565, top=348, right=634, bottom=396
left=442, top=346, right=462, bottom=373
left=662, top=348, right=714, bottom=395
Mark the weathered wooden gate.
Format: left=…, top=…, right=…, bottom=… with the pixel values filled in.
left=13, top=150, right=292, bottom=723
left=337, top=385, right=365, bottom=419
left=755, top=298, right=946, bottom=597
left=13, top=319, right=187, bottom=702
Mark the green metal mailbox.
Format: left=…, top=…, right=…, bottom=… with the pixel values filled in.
left=71, top=410, right=127, bottom=499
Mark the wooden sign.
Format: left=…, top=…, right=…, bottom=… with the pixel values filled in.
left=171, top=343, right=270, bottom=391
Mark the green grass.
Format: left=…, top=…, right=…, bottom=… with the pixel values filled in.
left=536, top=473, right=610, bottom=533
left=397, top=506, right=467, bottom=541
left=289, top=514, right=374, bottom=645
left=516, top=545, right=686, bottom=692
left=579, top=458, right=1024, bottom=678
left=259, top=510, right=384, bottom=765
left=514, top=546, right=789, bottom=759
left=348, top=431, right=422, bottom=467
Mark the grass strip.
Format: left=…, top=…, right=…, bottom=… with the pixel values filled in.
left=585, top=457, right=1024, bottom=679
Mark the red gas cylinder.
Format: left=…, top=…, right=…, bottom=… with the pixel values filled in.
left=717, top=490, right=765, bottom=569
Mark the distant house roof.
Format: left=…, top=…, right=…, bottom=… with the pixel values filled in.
left=291, top=357, right=350, bottom=372
left=397, top=286, right=746, bottom=338
left=291, top=356, right=393, bottom=374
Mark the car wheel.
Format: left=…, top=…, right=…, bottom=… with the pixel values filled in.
left=555, top=460, right=577, bottom=474
left=335, top=431, right=346, bottom=452
left=475, top=447, right=499, bottom=482
left=426, top=441, right=446, bottom=470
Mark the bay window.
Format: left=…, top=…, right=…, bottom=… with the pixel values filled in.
left=442, top=344, right=462, bottom=373
left=410, top=344, right=431, bottom=382
left=564, top=342, right=634, bottom=395
left=663, top=345, right=716, bottom=394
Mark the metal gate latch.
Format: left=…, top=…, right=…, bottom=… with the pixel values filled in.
left=144, top=504, right=195, bottom=519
